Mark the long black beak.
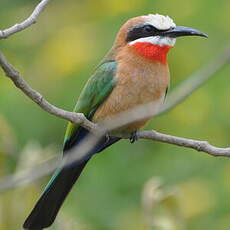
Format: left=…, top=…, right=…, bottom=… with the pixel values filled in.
left=163, top=26, right=208, bottom=38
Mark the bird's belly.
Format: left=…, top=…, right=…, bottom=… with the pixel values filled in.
left=92, top=75, right=166, bottom=131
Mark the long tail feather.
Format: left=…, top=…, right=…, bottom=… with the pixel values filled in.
left=23, top=128, right=120, bottom=230
left=23, top=159, right=89, bottom=229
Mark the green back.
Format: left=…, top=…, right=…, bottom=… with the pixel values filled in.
left=64, top=61, right=117, bottom=145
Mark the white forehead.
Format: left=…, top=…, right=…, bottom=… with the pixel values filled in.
left=142, top=14, right=176, bottom=30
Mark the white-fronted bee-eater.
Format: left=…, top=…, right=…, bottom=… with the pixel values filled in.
left=23, top=14, right=207, bottom=230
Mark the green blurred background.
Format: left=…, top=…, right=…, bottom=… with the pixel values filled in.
left=0, top=0, right=230, bottom=229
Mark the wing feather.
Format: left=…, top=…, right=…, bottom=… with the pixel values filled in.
left=64, top=61, right=117, bottom=147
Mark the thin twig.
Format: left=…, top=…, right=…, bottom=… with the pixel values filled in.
left=0, top=127, right=229, bottom=192
left=0, top=47, right=230, bottom=157
left=0, top=52, right=97, bottom=132
left=132, top=130, right=230, bottom=157
left=0, top=0, right=52, bottom=39
left=159, top=45, right=230, bottom=114
left=0, top=0, right=230, bottom=193
left=1, top=51, right=230, bottom=193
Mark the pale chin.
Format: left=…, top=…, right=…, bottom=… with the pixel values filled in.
left=129, top=36, right=176, bottom=47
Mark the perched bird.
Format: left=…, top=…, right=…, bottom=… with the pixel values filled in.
left=23, top=14, right=207, bottom=230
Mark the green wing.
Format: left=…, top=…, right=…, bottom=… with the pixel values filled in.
left=64, top=60, right=117, bottom=145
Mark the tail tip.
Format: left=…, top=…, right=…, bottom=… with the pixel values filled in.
left=23, top=220, right=43, bottom=230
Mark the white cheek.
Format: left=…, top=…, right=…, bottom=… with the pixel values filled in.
left=129, top=36, right=176, bottom=47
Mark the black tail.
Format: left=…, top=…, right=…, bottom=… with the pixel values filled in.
left=23, top=127, right=120, bottom=230
left=23, top=159, right=89, bottom=230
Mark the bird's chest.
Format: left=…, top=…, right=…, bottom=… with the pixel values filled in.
left=118, top=68, right=165, bottom=104
left=92, top=61, right=169, bottom=130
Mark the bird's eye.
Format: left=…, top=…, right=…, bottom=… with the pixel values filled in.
left=143, top=25, right=154, bottom=33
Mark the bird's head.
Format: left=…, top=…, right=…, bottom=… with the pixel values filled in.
left=114, top=14, right=207, bottom=64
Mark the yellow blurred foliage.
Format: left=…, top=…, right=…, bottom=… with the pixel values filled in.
left=0, top=115, right=16, bottom=154
left=55, top=212, right=90, bottom=230
left=117, top=211, right=144, bottom=230
left=37, top=26, right=96, bottom=78
left=100, top=0, right=142, bottom=14
left=0, top=187, right=40, bottom=230
left=87, top=0, right=142, bottom=17
left=141, top=178, right=185, bottom=230
left=178, top=179, right=215, bottom=219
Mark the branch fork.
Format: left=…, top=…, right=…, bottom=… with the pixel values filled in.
left=0, top=0, right=230, bottom=191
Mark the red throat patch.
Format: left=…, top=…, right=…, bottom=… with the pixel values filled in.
left=131, top=42, right=172, bottom=64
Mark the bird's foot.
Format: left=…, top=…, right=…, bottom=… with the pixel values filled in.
left=105, top=133, right=110, bottom=144
left=130, top=131, right=139, bottom=143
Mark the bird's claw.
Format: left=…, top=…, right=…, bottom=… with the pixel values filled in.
left=105, top=133, right=110, bottom=144
left=130, top=131, right=139, bottom=143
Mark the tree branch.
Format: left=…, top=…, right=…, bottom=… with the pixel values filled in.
left=159, top=45, right=230, bottom=114
left=0, top=52, right=97, bottom=132
left=0, top=50, right=230, bottom=159
left=0, top=128, right=229, bottom=192
left=0, top=0, right=230, bottom=192
left=0, top=0, right=52, bottom=39
left=131, top=130, right=230, bottom=157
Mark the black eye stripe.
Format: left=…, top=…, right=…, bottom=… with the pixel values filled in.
left=126, top=24, right=156, bottom=42
left=126, top=24, right=170, bottom=42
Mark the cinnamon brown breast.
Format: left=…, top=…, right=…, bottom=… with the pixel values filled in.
left=92, top=46, right=170, bottom=131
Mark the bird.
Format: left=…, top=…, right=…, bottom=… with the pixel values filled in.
left=23, top=14, right=207, bottom=230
